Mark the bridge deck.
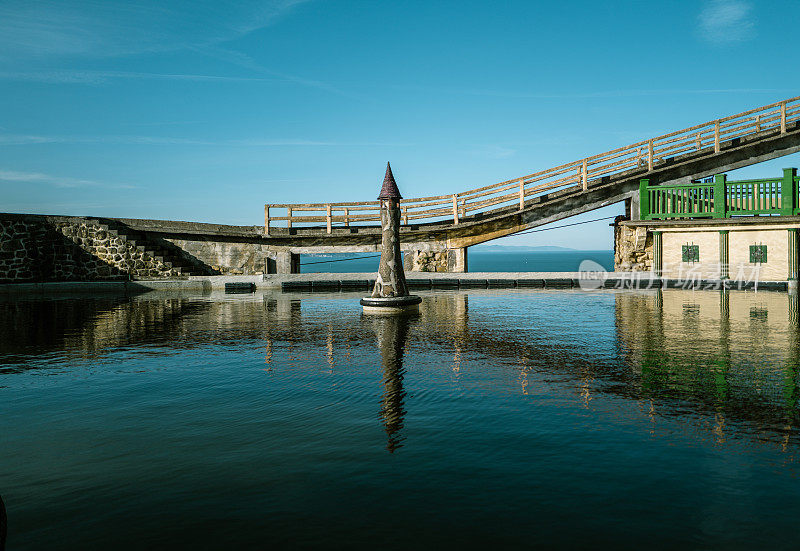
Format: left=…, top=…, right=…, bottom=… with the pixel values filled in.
left=264, top=96, right=800, bottom=251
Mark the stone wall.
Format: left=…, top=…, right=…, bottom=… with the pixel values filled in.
left=0, top=216, right=181, bottom=283
left=614, top=222, right=653, bottom=272
left=405, top=250, right=448, bottom=272
left=0, top=213, right=280, bottom=283
left=163, top=237, right=273, bottom=276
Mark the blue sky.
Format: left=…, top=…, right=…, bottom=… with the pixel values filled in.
left=2, top=0, right=799, bottom=249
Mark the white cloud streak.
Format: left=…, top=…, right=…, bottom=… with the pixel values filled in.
left=697, top=0, right=755, bottom=44
left=391, top=84, right=783, bottom=100
left=0, top=0, right=311, bottom=58
left=0, top=169, right=136, bottom=189
left=0, top=134, right=410, bottom=147
left=0, top=70, right=283, bottom=84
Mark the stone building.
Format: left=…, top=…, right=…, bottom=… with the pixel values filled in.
left=615, top=169, right=800, bottom=283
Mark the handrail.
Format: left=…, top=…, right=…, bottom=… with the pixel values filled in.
left=265, top=95, right=800, bottom=234
left=640, top=169, right=799, bottom=219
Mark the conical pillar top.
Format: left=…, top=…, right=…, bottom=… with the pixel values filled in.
left=378, top=162, right=402, bottom=200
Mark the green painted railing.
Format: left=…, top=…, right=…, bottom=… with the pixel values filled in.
left=640, top=168, right=799, bottom=219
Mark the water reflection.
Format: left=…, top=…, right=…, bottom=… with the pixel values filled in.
left=615, top=289, right=800, bottom=445
left=368, top=313, right=413, bottom=452
left=2, top=289, right=800, bottom=453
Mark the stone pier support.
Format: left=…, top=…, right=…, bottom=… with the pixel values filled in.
left=719, top=230, right=730, bottom=279
left=789, top=228, right=798, bottom=282
left=447, top=247, right=468, bottom=273
left=626, top=193, right=641, bottom=221
left=652, top=231, right=662, bottom=277
left=276, top=251, right=300, bottom=274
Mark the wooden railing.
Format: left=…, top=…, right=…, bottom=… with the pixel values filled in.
left=640, top=169, right=799, bottom=219
left=265, top=96, right=800, bottom=234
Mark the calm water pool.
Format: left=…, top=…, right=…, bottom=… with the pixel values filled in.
left=2, top=289, right=800, bottom=550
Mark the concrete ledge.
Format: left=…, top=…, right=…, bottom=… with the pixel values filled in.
left=0, top=273, right=788, bottom=295
left=272, top=272, right=790, bottom=293
left=0, top=279, right=211, bottom=295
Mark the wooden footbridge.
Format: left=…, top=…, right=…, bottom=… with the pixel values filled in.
left=264, top=96, right=800, bottom=272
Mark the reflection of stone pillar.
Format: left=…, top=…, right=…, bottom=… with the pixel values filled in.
left=715, top=290, right=731, bottom=404
left=362, top=163, right=421, bottom=313
left=785, top=292, right=800, bottom=416
left=374, top=313, right=411, bottom=453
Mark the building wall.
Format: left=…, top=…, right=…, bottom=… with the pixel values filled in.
left=728, top=230, right=788, bottom=282
left=617, top=220, right=797, bottom=281
left=662, top=231, right=721, bottom=279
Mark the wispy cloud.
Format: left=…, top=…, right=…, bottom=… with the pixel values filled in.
left=195, top=45, right=372, bottom=102
left=391, top=84, right=782, bottom=100
left=697, top=0, right=755, bottom=44
left=471, top=146, right=517, bottom=160
left=0, top=169, right=136, bottom=189
left=0, top=1, right=365, bottom=102
left=0, top=70, right=283, bottom=85
left=0, top=134, right=410, bottom=147
left=0, top=0, right=311, bottom=58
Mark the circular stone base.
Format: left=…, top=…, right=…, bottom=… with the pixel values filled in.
left=360, top=295, right=422, bottom=314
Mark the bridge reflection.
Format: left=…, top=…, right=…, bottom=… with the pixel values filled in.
left=1, top=289, right=799, bottom=455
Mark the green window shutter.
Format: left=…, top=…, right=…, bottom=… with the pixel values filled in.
left=749, top=245, right=768, bottom=263
left=682, top=245, right=700, bottom=263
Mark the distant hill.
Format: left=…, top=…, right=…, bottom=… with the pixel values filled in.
left=471, top=245, right=576, bottom=252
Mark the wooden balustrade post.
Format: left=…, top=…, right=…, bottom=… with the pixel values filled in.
left=326, top=204, right=332, bottom=233
left=647, top=139, right=654, bottom=171
left=452, top=194, right=459, bottom=224
left=344, top=208, right=350, bottom=227
left=756, top=114, right=762, bottom=132
left=782, top=168, right=796, bottom=216
left=518, top=179, right=525, bottom=210
left=402, top=206, right=408, bottom=225
left=714, top=121, right=720, bottom=153
left=695, top=132, right=701, bottom=151
left=713, top=174, right=726, bottom=218
left=638, top=179, right=650, bottom=219
left=264, top=205, right=270, bottom=236
left=781, top=101, right=787, bottom=134
left=581, top=159, right=588, bottom=191
left=287, top=207, right=292, bottom=229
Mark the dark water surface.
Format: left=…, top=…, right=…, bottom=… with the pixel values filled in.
left=2, top=289, right=800, bottom=550
left=301, top=249, right=614, bottom=272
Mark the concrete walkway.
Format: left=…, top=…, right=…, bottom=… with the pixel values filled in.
left=0, top=272, right=789, bottom=295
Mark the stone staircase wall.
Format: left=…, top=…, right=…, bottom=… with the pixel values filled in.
left=0, top=216, right=184, bottom=283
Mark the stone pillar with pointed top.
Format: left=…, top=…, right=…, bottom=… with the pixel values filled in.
left=361, top=163, right=421, bottom=314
